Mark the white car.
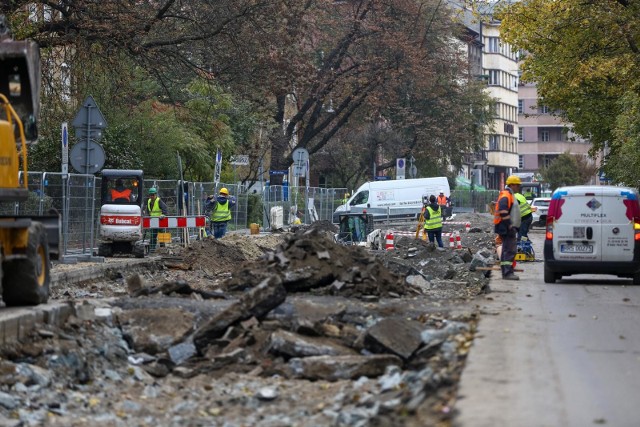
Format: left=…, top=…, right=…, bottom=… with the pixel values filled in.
left=530, top=197, right=551, bottom=228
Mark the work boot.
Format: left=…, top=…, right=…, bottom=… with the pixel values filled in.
left=503, top=274, right=520, bottom=281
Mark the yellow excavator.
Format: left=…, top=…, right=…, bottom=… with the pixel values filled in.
left=0, top=16, right=60, bottom=306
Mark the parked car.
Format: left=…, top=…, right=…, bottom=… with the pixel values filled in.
left=531, top=197, right=551, bottom=228
left=543, top=185, right=640, bottom=284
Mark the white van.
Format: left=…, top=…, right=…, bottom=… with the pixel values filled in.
left=543, top=185, right=640, bottom=284
left=334, top=177, right=450, bottom=221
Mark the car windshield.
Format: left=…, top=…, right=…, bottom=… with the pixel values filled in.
left=534, top=199, right=550, bottom=207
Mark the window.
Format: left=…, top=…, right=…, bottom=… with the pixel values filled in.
left=540, top=105, right=549, bottom=114
left=489, top=70, right=499, bottom=85
left=541, top=131, right=550, bottom=142
left=351, top=191, right=369, bottom=205
left=488, top=37, right=499, bottom=53
left=518, top=127, right=523, bottom=142
left=519, top=155, right=524, bottom=169
left=489, top=135, right=499, bottom=151
left=518, top=100, right=523, bottom=114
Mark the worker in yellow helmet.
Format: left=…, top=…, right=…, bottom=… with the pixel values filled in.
left=205, top=187, right=237, bottom=238
left=494, top=175, right=521, bottom=280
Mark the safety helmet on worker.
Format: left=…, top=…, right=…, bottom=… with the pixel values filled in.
left=219, top=187, right=229, bottom=196
left=439, top=189, right=445, bottom=194
left=148, top=187, right=157, bottom=195
left=506, top=175, right=522, bottom=186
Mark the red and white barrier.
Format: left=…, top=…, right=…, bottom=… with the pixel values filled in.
left=465, top=222, right=470, bottom=233
left=143, top=216, right=206, bottom=229
left=455, top=231, right=462, bottom=249
left=385, top=232, right=395, bottom=250
left=449, top=234, right=455, bottom=248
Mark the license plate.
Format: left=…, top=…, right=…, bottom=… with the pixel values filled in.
left=560, top=244, right=593, bottom=253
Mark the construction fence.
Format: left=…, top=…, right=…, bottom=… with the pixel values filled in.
left=0, top=172, right=497, bottom=258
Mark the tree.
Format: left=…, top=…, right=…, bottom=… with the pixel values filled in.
left=497, top=0, right=640, bottom=185
left=540, top=152, right=593, bottom=191
left=9, top=1, right=493, bottom=186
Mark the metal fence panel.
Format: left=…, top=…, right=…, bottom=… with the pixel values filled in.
left=451, top=189, right=499, bottom=213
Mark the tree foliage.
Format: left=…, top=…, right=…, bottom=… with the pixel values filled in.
left=497, top=0, right=640, bottom=186
left=540, top=152, right=595, bottom=191
left=7, top=0, right=494, bottom=188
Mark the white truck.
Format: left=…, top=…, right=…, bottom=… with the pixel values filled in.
left=334, top=177, right=450, bottom=222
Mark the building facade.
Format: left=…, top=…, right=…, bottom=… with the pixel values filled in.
left=481, top=17, right=519, bottom=190
left=518, top=81, right=594, bottom=180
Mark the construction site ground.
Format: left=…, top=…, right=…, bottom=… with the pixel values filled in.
left=0, top=212, right=500, bottom=427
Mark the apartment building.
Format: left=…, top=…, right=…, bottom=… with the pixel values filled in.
left=481, top=14, right=519, bottom=190
left=518, top=81, right=593, bottom=179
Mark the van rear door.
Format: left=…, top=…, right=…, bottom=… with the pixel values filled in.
left=601, top=188, right=636, bottom=263
left=552, top=187, right=602, bottom=262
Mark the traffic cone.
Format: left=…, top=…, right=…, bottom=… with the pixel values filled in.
left=385, top=232, right=395, bottom=250
left=449, top=233, right=455, bottom=249
left=456, top=231, right=462, bottom=249
left=465, top=222, right=471, bottom=233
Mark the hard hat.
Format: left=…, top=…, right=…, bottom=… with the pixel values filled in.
left=506, top=175, right=522, bottom=185
left=148, top=187, right=157, bottom=195
left=219, top=187, right=229, bottom=196
left=439, top=189, right=445, bottom=194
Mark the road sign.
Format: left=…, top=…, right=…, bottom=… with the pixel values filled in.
left=72, top=95, right=107, bottom=142
left=69, top=140, right=106, bottom=174
left=396, top=158, right=406, bottom=180
left=292, top=147, right=309, bottom=178
left=230, top=155, right=250, bottom=166
left=61, top=122, right=69, bottom=174
left=409, top=165, right=417, bottom=178
left=270, top=169, right=288, bottom=175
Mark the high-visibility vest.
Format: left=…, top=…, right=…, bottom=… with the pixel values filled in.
left=423, top=206, right=443, bottom=230
left=211, top=200, right=231, bottom=222
left=515, top=193, right=532, bottom=217
left=111, top=188, right=131, bottom=201
left=148, top=197, right=164, bottom=217
left=493, top=190, right=514, bottom=224
left=437, top=195, right=448, bottom=206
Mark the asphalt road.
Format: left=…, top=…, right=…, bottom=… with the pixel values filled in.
left=454, top=230, right=640, bottom=427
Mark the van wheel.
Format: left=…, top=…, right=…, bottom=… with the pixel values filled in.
left=633, top=272, right=640, bottom=285
left=544, top=264, right=556, bottom=284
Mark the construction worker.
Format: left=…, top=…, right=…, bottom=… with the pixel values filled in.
left=144, top=187, right=168, bottom=251
left=342, top=192, right=350, bottom=206
left=111, top=179, right=131, bottom=202
left=437, top=189, right=450, bottom=219
left=494, top=175, right=521, bottom=280
left=206, top=187, right=236, bottom=238
left=423, top=195, right=444, bottom=247
left=515, top=190, right=537, bottom=241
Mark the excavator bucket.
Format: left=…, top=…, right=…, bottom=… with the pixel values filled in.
left=0, top=17, right=40, bottom=142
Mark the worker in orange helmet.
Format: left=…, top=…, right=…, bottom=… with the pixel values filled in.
left=494, top=175, right=522, bottom=281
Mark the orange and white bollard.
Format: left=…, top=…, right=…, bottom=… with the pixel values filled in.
left=465, top=222, right=470, bottom=233
left=385, top=232, right=395, bottom=251
left=456, top=231, right=462, bottom=249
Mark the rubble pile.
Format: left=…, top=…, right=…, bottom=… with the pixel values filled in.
left=224, top=227, right=411, bottom=298
left=0, top=212, right=502, bottom=426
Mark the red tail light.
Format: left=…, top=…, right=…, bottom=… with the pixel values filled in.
left=545, top=216, right=554, bottom=240
left=635, top=217, right=640, bottom=241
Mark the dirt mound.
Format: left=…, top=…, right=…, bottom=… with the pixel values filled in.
left=224, top=228, right=409, bottom=298
left=173, top=233, right=287, bottom=275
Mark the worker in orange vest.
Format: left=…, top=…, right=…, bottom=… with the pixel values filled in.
left=494, top=175, right=521, bottom=280
left=437, top=189, right=450, bottom=219
left=111, top=179, right=132, bottom=202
